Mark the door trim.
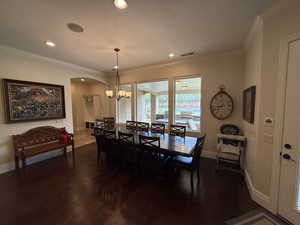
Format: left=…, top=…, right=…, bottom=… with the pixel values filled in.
left=271, top=32, right=300, bottom=214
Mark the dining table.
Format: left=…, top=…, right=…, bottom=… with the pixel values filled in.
left=94, top=126, right=203, bottom=157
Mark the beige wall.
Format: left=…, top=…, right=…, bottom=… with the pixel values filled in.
left=258, top=6, right=300, bottom=196
left=0, top=45, right=109, bottom=171
left=243, top=18, right=263, bottom=191
left=118, top=52, right=245, bottom=154
left=243, top=3, right=300, bottom=200
left=71, top=81, right=110, bottom=132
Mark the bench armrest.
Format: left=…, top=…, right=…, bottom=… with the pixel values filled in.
left=66, top=132, right=74, bottom=137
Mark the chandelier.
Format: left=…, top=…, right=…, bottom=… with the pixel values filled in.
left=105, top=48, right=131, bottom=101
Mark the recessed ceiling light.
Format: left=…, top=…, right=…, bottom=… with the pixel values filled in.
left=169, top=53, right=175, bottom=58
left=114, top=0, right=128, bottom=9
left=45, top=41, right=56, bottom=47
left=80, top=78, right=85, bottom=82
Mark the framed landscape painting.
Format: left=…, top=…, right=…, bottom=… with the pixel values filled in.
left=243, top=86, right=256, bottom=124
left=2, top=79, right=66, bottom=123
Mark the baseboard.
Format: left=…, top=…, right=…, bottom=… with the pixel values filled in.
left=245, top=168, right=272, bottom=212
left=0, top=148, right=72, bottom=175
left=201, top=150, right=217, bottom=160
left=0, top=161, right=15, bottom=175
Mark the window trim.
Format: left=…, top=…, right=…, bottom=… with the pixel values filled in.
left=135, top=79, right=169, bottom=124
left=173, top=75, right=202, bottom=133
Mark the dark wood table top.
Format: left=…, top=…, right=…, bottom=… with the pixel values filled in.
left=99, top=127, right=201, bottom=157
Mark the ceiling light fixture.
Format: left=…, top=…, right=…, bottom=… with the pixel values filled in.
left=81, top=78, right=85, bottom=82
left=169, top=53, right=175, bottom=58
left=114, top=0, right=128, bottom=9
left=105, top=48, right=131, bottom=101
left=67, top=23, right=84, bottom=33
left=45, top=41, right=56, bottom=47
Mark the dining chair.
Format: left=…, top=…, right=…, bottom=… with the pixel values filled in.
left=104, top=117, right=115, bottom=130
left=95, top=130, right=105, bottom=164
left=126, top=120, right=137, bottom=130
left=118, top=131, right=138, bottom=170
left=150, top=123, right=166, bottom=134
left=136, top=122, right=150, bottom=132
left=169, top=134, right=206, bottom=192
left=103, top=129, right=118, bottom=162
left=138, top=135, right=161, bottom=173
left=170, top=125, right=186, bottom=137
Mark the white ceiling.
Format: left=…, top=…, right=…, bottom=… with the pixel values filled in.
left=0, top=0, right=276, bottom=72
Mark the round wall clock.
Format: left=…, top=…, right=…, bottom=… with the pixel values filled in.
left=210, top=87, right=234, bottom=120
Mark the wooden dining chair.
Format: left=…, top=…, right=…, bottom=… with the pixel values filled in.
left=169, top=134, right=206, bottom=192
left=136, top=122, right=150, bottom=132
left=95, top=131, right=105, bottom=164
left=104, top=117, right=115, bottom=130
left=150, top=123, right=165, bottom=134
left=170, top=125, right=186, bottom=137
left=126, top=121, right=137, bottom=130
left=139, top=135, right=161, bottom=172
left=118, top=131, right=138, bottom=170
left=103, top=129, right=118, bottom=162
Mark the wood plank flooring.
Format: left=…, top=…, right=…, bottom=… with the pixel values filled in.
left=0, top=143, right=258, bottom=225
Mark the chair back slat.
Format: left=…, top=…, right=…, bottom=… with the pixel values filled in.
left=104, top=117, right=115, bottom=129
left=150, top=123, right=165, bottom=134
left=136, top=122, right=150, bottom=132
left=118, top=131, right=134, bottom=144
left=103, top=129, right=116, bottom=139
left=126, top=121, right=137, bottom=130
left=170, top=125, right=186, bottom=137
left=139, top=135, right=160, bottom=148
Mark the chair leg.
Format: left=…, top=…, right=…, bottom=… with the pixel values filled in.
left=197, top=166, right=200, bottom=183
left=216, top=158, right=220, bottom=172
left=97, top=150, right=100, bottom=165
left=190, top=170, right=194, bottom=193
left=21, top=155, right=26, bottom=169
left=15, top=155, right=19, bottom=170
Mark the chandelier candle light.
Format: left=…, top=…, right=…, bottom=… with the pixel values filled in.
left=105, top=48, right=131, bottom=101
left=114, top=0, right=128, bottom=9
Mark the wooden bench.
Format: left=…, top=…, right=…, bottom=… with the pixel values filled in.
left=13, top=126, right=75, bottom=170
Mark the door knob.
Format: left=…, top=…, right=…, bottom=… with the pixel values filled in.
left=284, top=144, right=292, bottom=149
left=282, top=153, right=296, bottom=162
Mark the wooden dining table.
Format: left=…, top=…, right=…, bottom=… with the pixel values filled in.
left=95, top=126, right=202, bottom=157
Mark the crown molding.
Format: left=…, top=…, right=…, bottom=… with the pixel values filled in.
left=261, top=0, right=300, bottom=20
left=0, top=44, right=101, bottom=74
left=121, top=49, right=244, bottom=74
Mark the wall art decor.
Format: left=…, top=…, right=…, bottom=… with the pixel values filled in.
left=2, top=79, right=65, bottom=123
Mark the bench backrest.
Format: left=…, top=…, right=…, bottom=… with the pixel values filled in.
left=13, top=126, right=66, bottom=150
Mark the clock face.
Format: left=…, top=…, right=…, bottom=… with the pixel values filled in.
left=210, top=91, right=233, bottom=120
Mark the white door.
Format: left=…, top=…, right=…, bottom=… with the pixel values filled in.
left=278, top=39, right=300, bottom=224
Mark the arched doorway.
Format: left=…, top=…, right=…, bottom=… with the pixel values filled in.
left=71, top=78, right=110, bottom=148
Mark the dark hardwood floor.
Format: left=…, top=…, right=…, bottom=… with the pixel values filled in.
left=0, top=143, right=258, bottom=225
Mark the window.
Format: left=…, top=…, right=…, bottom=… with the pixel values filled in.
left=136, top=80, right=168, bottom=124
left=117, top=84, right=132, bottom=123
left=175, top=77, right=201, bottom=131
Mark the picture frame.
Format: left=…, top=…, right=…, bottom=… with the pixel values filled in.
left=243, top=86, right=256, bottom=124
left=2, top=79, right=66, bottom=123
